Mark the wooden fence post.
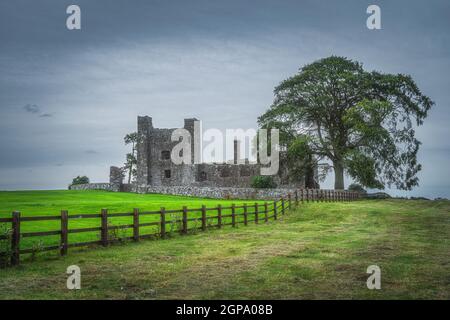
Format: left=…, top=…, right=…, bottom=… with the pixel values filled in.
left=301, top=189, right=304, bottom=203
left=231, top=204, right=236, bottom=227
left=217, top=204, right=222, bottom=228
left=281, top=198, right=285, bottom=215
left=60, top=210, right=68, bottom=256
left=11, top=211, right=20, bottom=266
left=306, top=189, right=309, bottom=202
left=182, top=206, right=188, bottom=234
left=160, top=207, right=166, bottom=238
left=133, top=208, right=139, bottom=241
left=288, top=194, right=292, bottom=209
left=243, top=204, right=248, bottom=226
left=321, top=189, right=324, bottom=202
left=264, top=202, right=268, bottom=222
left=295, top=190, right=299, bottom=206
left=254, top=203, right=259, bottom=224
left=101, top=209, right=108, bottom=246
left=273, top=201, right=278, bottom=220
left=201, top=205, right=206, bottom=231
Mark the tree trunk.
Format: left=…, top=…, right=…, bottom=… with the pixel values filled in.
left=333, top=161, right=344, bottom=190
left=128, top=166, right=132, bottom=184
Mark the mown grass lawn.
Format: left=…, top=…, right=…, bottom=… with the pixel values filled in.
left=0, top=195, right=449, bottom=299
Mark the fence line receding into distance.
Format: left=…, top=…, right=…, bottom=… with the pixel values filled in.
left=0, top=189, right=359, bottom=266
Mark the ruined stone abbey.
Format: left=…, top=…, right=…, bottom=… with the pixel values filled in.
left=135, top=116, right=316, bottom=193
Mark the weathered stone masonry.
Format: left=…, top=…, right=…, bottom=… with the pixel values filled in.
left=69, top=116, right=319, bottom=200
left=135, top=116, right=310, bottom=193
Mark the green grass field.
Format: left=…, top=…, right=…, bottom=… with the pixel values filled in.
left=0, top=190, right=266, bottom=249
left=0, top=191, right=449, bottom=299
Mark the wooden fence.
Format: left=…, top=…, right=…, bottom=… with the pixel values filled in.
left=0, top=189, right=359, bottom=266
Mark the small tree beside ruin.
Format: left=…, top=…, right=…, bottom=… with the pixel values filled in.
left=124, top=132, right=138, bottom=184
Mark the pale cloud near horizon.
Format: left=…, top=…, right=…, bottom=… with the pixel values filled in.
left=0, top=0, right=449, bottom=198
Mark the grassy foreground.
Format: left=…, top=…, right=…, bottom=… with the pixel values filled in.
left=0, top=196, right=449, bottom=299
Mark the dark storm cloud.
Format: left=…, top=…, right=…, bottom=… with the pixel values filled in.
left=0, top=0, right=449, bottom=197
left=23, top=104, right=53, bottom=118
left=23, top=104, right=40, bottom=114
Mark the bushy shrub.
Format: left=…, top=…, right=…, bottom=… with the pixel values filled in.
left=71, top=176, right=90, bottom=185
left=251, top=176, right=277, bottom=189
left=348, top=183, right=367, bottom=194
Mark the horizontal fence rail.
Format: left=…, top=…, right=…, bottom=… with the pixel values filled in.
left=0, top=189, right=359, bottom=266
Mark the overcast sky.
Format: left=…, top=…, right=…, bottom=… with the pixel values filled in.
left=0, top=0, right=449, bottom=198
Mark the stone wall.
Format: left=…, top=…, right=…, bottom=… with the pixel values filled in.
left=68, top=182, right=137, bottom=192
left=68, top=183, right=115, bottom=191
left=144, top=185, right=299, bottom=200
left=109, top=166, right=125, bottom=192
left=68, top=183, right=356, bottom=201
left=67, top=183, right=295, bottom=200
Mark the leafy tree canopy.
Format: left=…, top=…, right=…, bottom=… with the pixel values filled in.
left=71, top=176, right=89, bottom=185
left=258, top=56, right=433, bottom=190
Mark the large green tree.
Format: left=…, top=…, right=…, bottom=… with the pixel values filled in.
left=258, top=56, right=433, bottom=190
